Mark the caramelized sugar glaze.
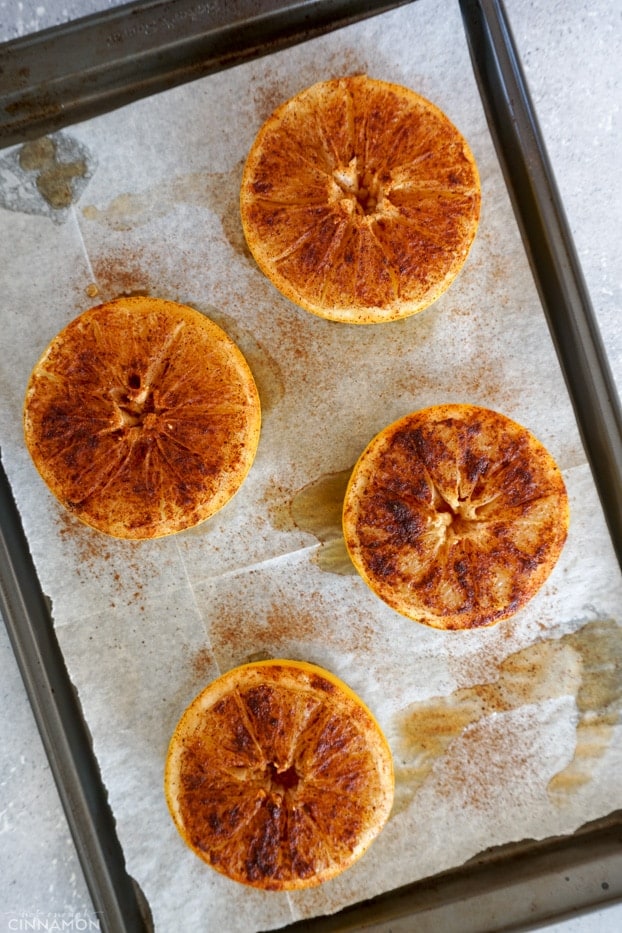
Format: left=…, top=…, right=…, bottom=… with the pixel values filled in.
left=165, top=660, right=394, bottom=889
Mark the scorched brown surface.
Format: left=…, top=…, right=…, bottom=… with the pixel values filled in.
left=165, top=660, right=394, bottom=890
left=343, top=404, right=569, bottom=629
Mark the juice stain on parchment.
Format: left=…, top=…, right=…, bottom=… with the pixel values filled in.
left=287, top=469, right=357, bottom=576
left=0, top=133, right=95, bottom=221
left=82, top=162, right=250, bottom=260
left=393, top=619, right=622, bottom=814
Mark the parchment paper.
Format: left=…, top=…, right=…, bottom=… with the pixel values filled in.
left=1, top=0, right=621, bottom=929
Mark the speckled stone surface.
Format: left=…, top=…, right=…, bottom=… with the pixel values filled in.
left=1, top=2, right=621, bottom=931
left=0, top=0, right=121, bottom=40
left=505, top=0, right=622, bottom=396
left=0, top=623, right=97, bottom=927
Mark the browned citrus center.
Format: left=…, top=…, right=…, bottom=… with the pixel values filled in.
left=432, top=484, right=493, bottom=536
left=109, top=381, right=157, bottom=428
left=332, top=162, right=382, bottom=215
left=267, top=762, right=300, bottom=791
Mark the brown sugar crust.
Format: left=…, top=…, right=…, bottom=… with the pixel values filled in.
left=164, top=659, right=394, bottom=890
left=240, top=75, right=480, bottom=324
left=343, top=404, right=569, bottom=629
left=23, top=297, right=261, bottom=539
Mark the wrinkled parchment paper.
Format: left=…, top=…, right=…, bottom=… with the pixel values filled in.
left=1, top=0, right=621, bottom=929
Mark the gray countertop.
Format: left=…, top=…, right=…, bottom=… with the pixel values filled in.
left=1, top=1, right=621, bottom=931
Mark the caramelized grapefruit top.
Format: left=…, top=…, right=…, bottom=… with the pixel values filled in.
left=241, top=74, right=480, bottom=323
left=164, top=659, right=394, bottom=890
left=343, top=404, right=569, bottom=629
left=23, top=297, right=261, bottom=539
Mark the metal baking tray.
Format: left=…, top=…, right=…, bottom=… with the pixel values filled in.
left=1, top=1, right=621, bottom=931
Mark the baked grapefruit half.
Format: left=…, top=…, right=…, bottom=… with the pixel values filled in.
left=165, top=659, right=394, bottom=889
left=241, top=75, right=480, bottom=323
left=23, top=297, right=261, bottom=539
left=343, top=404, right=569, bottom=629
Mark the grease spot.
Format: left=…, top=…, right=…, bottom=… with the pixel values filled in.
left=82, top=162, right=250, bottom=260
left=20, top=137, right=86, bottom=208
left=393, top=620, right=622, bottom=813
left=0, top=132, right=95, bottom=221
left=243, top=649, right=275, bottom=665
left=547, top=621, right=622, bottom=802
left=290, top=469, right=357, bottom=575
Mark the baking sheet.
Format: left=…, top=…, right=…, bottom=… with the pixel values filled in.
left=1, top=0, right=622, bottom=929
